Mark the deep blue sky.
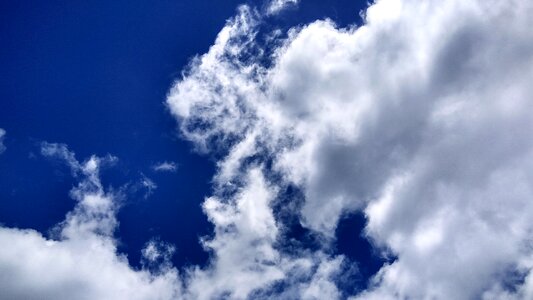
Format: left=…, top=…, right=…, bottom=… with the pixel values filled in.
left=0, top=0, right=377, bottom=282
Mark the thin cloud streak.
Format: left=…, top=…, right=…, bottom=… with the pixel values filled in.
left=152, top=161, right=178, bottom=172
left=0, top=128, right=6, bottom=154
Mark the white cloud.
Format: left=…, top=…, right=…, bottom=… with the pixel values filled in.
left=152, top=161, right=178, bottom=172
left=300, top=256, right=343, bottom=300
left=185, top=167, right=284, bottom=299
left=0, top=128, right=6, bottom=154
left=142, top=240, right=175, bottom=264
left=1, top=142, right=343, bottom=300
left=2, top=0, right=533, bottom=298
left=167, top=0, right=533, bottom=299
left=0, top=143, right=182, bottom=300
left=266, top=0, right=298, bottom=15
left=140, top=173, right=158, bottom=198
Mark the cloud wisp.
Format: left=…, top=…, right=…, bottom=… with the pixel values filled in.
left=0, top=128, right=6, bottom=154
left=140, top=173, right=158, bottom=198
left=152, top=161, right=178, bottom=173
left=266, top=0, right=299, bottom=15
left=0, top=143, right=183, bottom=300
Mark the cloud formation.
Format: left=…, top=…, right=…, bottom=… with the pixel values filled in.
left=0, top=143, right=182, bottom=300
left=167, top=0, right=533, bottom=298
left=1, top=0, right=533, bottom=298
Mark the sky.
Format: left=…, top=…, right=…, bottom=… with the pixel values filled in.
left=1, top=0, right=533, bottom=299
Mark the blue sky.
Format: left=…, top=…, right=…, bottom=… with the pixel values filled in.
left=2, top=0, right=533, bottom=299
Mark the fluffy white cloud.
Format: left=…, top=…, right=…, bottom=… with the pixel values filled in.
left=1, top=142, right=343, bottom=300
left=0, top=143, right=182, bottom=300
left=0, top=128, right=6, bottom=154
left=167, top=0, right=533, bottom=299
left=184, top=165, right=345, bottom=299
left=185, top=167, right=285, bottom=299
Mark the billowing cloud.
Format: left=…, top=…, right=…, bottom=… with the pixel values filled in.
left=167, top=0, right=533, bottom=299
left=2, top=0, right=533, bottom=298
left=0, top=128, right=6, bottom=154
left=0, top=143, right=182, bottom=300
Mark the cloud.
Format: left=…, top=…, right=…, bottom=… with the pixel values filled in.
left=0, top=128, right=6, bottom=154
left=0, top=143, right=182, bottom=300
left=141, top=239, right=176, bottom=274
left=140, top=173, right=158, bottom=198
left=152, top=161, right=178, bottom=172
left=2, top=141, right=344, bottom=300
left=185, top=167, right=285, bottom=299
left=167, top=0, right=533, bottom=298
left=2, top=0, right=533, bottom=298
left=266, top=0, right=298, bottom=15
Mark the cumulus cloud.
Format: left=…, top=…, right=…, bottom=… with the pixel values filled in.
left=2, top=0, right=533, bottom=298
left=152, top=161, right=178, bottom=172
left=167, top=0, right=533, bottom=298
left=2, top=142, right=344, bottom=300
left=0, top=143, right=182, bottom=300
left=0, top=128, right=6, bottom=154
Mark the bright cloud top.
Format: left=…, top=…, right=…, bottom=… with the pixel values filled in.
left=167, top=0, right=533, bottom=299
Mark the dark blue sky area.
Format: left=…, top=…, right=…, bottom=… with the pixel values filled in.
left=0, top=0, right=373, bottom=275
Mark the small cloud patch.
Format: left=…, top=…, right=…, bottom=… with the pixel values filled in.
left=152, top=161, right=178, bottom=173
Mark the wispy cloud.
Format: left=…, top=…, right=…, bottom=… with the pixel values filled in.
left=0, top=143, right=182, bottom=299
left=152, top=161, right=178, bottom=172
left=41, top=141, right=117, bottom=177
left=0, top=128, right=6, bottom=154
left=140, top=173, right=157, bottom=198
left=167, top=0, right=533, bottom=298
left=266, top=0, right=298, bottom=15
